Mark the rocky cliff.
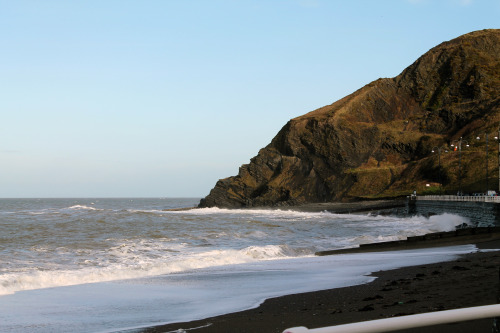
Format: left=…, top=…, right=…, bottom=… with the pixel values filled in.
left=199, top=29, right=500, bottom=208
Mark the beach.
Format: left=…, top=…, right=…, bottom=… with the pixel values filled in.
left=1, top=198, right=497, bottom=333
left=138, top=239, right=500, bottom=333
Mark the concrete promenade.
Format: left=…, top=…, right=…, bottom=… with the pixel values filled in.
left=416, top=194, right=500, bottom=203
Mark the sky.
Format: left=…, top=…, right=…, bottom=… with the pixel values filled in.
left=1, top=0, right=499, bottom=198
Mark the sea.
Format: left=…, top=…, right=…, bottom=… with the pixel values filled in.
left=0, top=198, right=483, bottom=333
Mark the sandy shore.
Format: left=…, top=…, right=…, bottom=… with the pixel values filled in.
left=133, top=239, right=500, bottom=333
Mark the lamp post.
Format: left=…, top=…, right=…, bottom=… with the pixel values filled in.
left=431, top=146, right=448, bottom=189
left=450, top=137, right=469, bottom=195
left=476, top=132, right=500, bottom=194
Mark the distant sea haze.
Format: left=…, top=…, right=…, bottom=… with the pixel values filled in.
left=0, top=198, right=477, bottom=332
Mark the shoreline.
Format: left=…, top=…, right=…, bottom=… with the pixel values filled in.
left=132, top=239, right=500, bottom=333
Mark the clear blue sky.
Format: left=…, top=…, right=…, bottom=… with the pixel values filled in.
left=1, top=0, right=499, bottom=198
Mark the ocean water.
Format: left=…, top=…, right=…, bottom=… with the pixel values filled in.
left=0, top=198, right=480, bottom=332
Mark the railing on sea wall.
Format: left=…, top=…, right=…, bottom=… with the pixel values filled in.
left=416, top=195, right=500, bottom=203
left=282, top=304, right=500, bottom=333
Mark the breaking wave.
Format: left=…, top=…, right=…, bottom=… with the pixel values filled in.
left=0, top=244, right=310, bottom=295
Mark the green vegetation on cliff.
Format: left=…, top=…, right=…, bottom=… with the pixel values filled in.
left=200, top=29, right=500, bottom=208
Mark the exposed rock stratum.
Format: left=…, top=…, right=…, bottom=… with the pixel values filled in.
left=200, top=29, right=500, bottom=208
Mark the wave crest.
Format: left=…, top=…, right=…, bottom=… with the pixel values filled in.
left=67, top=205, right=99, bottom=211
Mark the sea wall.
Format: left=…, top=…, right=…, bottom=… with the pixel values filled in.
left=407, top=199, right=500, bottom=227
left=316, top=226, right=500, bottom=255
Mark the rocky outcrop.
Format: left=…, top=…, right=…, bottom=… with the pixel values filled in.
left=199, top=29, right=500, bottom=208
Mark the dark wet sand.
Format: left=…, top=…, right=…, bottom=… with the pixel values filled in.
left=135, top=239, right=500, bottom=333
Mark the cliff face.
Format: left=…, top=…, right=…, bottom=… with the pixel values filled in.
left=200, top=29, right=500, bottom=208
